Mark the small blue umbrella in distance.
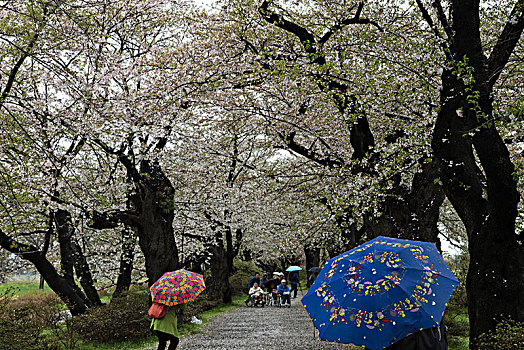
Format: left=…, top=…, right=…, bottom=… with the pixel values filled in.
left=286, top=266, right=303, bottom=272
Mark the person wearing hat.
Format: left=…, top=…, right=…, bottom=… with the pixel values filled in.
left=277, top=279, right=291, bottom=307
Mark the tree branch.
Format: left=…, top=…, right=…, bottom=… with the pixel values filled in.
left=88, top=210, right=141, bottom=230
left=93, top=138, right=141, bottom=182
left=259, top=0, right=325, bottom=64
left=319, top=2, right=383, bottom=46
left=487, top=0, right=524, bottom=85
left=415, top=0, right=453, bottom=61
left=278, top=131, right=344, bottom=168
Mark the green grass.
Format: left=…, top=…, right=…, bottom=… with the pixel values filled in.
left=79, top=294, right=246, bottom=350
left=0, top=281, right=48, bottom=296
left=77, top=337, right=157, bottom=350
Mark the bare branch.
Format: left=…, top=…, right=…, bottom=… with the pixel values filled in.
left=319, top=3, right=383, bottom=46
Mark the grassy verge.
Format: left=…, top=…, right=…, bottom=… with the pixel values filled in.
left=0, top=281, right=48, bottom=296
left=79, top=294, right=245, bottom=350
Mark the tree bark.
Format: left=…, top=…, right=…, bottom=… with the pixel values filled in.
left=90, top=159, right=179, bottom=286
left=208, top=244, right=233, bottom=303
left=364, top=161, right=445, bottom=249
left=112, top=226, right=136, bottom=298
left=428, top=1, right=524, bottom=346
left=71, top=238, right=102, bottom=306
left=203, top=212, right=241, bottom=304
left=304, top=243, right=320, bottom=286
left=133, top=160, right=179, bottom=285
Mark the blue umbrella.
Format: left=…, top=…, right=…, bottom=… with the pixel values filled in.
left=301, top=236, right=459, bottom=350
left=286, top=266, right=302, bottom=272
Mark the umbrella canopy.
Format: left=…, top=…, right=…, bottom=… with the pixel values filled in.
left=150, top=269, right=206, bottom=306
left=302, top=236, right=459, bottom=350
left=286, top=266, right=303, bottom=272
left=308, top=267, right=321, bottom=273
left=264, top=278, right=280, bottom=290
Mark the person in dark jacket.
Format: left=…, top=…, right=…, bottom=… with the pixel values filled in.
left=288, top=271, right=299, bottom=298
left=248, top=272, right=260, bottom=289
left=260, top=273, right=269, bottom=289
left=367, top=323, right=448, bottom=350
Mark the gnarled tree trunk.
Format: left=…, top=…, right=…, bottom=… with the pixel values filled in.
left=427, top=2, right=524, bottom=346
left=90, top=159, right=179, bottom=286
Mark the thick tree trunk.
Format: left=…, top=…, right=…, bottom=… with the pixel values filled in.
left=113, top=227, right=136, bottom=298
left=55, top=210, right=95, bottom=308
left=434, top=68, right=524, bottom=347
left=71, top=240, right=102, bottom=305
left=135, top=161, right=179, bottom=285
left=304, top=244, right=320, bottom=286
left=71, top=239, right=102, bottom=306
left=364, top=161, right=445, bottom=249
left=428, top=2, right=524, bottom=346
left=208, top=245, right=233, bottom=303
left=89, top=160, right=179, bottom=287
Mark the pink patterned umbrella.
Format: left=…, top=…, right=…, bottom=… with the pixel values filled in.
left=150, top=269, right=206, bottom=306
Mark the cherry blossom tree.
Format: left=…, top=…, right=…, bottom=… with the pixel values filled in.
left=211, top=0, right=524, bottom=345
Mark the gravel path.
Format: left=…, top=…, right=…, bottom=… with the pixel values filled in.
left=175, top=296, right=347, bottom=350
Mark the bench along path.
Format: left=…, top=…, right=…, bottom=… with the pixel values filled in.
left=176, top=297, right=347, bottom=350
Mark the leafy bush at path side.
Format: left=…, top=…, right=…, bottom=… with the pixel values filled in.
left=229, top=259, right=259, bottom=296
left=71, top=285, right=150, bottom=342
left=476, top=317, right=524, bottom=349
left=0, top=289, right=63, bottom=350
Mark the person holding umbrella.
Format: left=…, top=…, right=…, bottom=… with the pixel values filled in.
left=302, top=236, right=458, bottom=350
left=150, top=306, right=181, bottom=350
left=149, top=269, right=206, bottom=350
left=286, top=266, right=302, bottom=298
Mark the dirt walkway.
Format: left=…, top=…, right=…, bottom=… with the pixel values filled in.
left=175, top=296, right=347, bottom=350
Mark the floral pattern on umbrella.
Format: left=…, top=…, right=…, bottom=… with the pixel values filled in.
left=150, top=269, right=206, bottom=306
left=302, top=236, right=459, bottom=350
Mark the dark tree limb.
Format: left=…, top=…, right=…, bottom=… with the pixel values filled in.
left=319, top=2, right=383, bottom=45
left=278, top=131, right=344, bottom=168
left=487, top=0, right=524, bottom=85
left=89, top=210, right=142, bottom=229
left=259, top=0, right=325, bottom=64
left=415, top=0, right=454, bottom=61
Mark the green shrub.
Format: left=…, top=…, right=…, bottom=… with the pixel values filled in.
left=0, top=290, right=64, bottom=350
left=229, top=259, right=259, bottom=295
left=476, top=317, right=524, bottom=349
left=71, top=285, right=150, bottom=342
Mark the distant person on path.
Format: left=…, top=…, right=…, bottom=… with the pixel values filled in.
left=246, top=272, right=261, bottom=306
left=150, top=305, right=180, bottom=350
left=288, top=271, right=299, bottom=298
left=307, top=272, right=318, bottom=287
left=248, top=272, right=260, bottom=289
left=277, top=279, right=291, bottom=307
left=260, top=273, right=269, bottom=289
left=249, top=282, right=265, bottom=305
